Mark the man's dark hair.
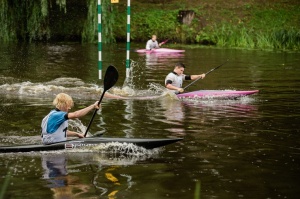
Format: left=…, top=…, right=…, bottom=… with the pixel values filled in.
left=175, top=62, right=185, bottom=68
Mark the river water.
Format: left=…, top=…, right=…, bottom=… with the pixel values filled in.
left=0, top=43, right=299, bottom=199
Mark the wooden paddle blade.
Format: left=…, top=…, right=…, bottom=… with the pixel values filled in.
left=103, top=65, right=119, bottom=91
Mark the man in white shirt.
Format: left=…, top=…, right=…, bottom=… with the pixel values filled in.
left=146, top=35, right=161, bottom=50
left=165, top=63, right=206, bottom=93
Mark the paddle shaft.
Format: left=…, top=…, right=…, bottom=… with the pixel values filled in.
left=149, top=39, right=169, bottom=53
left=159, top=39, right=169, bottom=46
left=83, top=93, right=105, bottom=137
left=183, top=60, right=229, bottom=90
left=83, top=65, right=119, bottom=137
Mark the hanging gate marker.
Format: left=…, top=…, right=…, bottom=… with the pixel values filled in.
left=98, top=0, right=130, bottom=79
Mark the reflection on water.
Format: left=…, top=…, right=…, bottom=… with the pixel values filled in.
left=144, top=52, right=185, bottom=67
left=182, top=96, right=258, bottom=115
left=123, top=100, right=134, bottom=137
left=91, top=164, right=135, bottom=198
left=41, top=153, right=137, bottom=198
left=0, top=148, right=160, bottom=198
left=158, top=97, right=186, bottom=136
left=0, top=43, right=300, bottom=199
left=42, top=153, right=91, bottom=198
left=160, top=98, right=184, bottom=123
left=153, top=95, right=259, bottom=137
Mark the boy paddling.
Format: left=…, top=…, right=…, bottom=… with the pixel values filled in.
left=41, top=93, right=99, bottom=144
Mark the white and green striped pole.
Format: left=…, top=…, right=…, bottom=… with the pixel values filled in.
left=126, top=0, right=131, bottom=78
left=98, top=0, right=102, bottom=79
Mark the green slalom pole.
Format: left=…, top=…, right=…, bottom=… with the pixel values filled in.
left=125, top=0, right=131, bottom=78
left=98, top=0, right=102, bottom=79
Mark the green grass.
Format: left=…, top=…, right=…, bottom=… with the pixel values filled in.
left=195, top=23, right=300, bottom=50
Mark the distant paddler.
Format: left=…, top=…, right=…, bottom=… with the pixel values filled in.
left=146, top=35, right=167, bottom=50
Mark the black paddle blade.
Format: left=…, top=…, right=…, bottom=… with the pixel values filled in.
left=103, top=65, right=119, bottom=92
left=84, top=65, right=119, bottom=137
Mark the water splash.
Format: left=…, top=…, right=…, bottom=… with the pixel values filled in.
left=117, top=59, right=167, bottom=98
left=122, top=59, right=141, bottom=90
left=68, top=119, right=94, bottom=137
left=60, top=141, right=161, bottom=157
left=0, top=58, right=174, bottom=100
left=107, top=59, right=168, bottom=98
left=31, top=142, right=161, bottom=159
left=148, top=82, right=165, bottom=94
left=181, top=93, right=256, bottom=104
left=148, top=83, right=180, bottom=100
left=46, top=142, right=161, bottom=160
left=0, top=77, right=103, bottom=99
left=0, top=141, right=161, bottom=161
left=111, top=86, right=136, bottom=97
left=89, top=142, right=160, bottom=157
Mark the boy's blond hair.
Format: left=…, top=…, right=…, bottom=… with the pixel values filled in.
left=53, top=93, right=74, bottom=110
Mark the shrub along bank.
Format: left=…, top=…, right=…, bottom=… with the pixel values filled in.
left=0, top=0, right=299, bottom=50
left=123, top=0, right=300, bottom=50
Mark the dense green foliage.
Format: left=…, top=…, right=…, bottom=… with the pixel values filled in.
left=82, top=0, right=116, bottom=43
left=0, top=0, right=299, bottom=50
left=194, top=5, right=300, bottom=50
left=0, top=0, right=62, bottom=42
left=0, top=0, right=114, bottom=43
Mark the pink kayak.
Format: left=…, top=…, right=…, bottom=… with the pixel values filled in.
left=136, top=48, right=185, bottom=53
left=177, top=90, right=259, bottom=99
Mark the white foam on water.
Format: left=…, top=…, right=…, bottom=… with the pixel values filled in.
left=0, top=148, right=160, bottom=171
left=108, top=59, right=167, bottom=98
left=0, top=59, right=169, bottom=100
left=0, top=76, right=165, bottom=101
left=111, top=86, right=136, bottom=96
left=95, top=142, right=160, bottom=155
left=66, top=142, right=161, bottom=157
left=181, top=94, right=256, bottom=105
left=0, top=143, right=161, bottom=168
left=68, top=119, right=91, bottom=136
left=0, top=77, right=105, bottom=100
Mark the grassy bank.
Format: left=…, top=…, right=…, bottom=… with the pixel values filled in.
left=123, top=0, right=300, bottom=50
left=0, top=0, right=299, bottom=50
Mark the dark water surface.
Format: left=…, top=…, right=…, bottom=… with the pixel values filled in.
left=0, top=43, right=299, bottom=199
